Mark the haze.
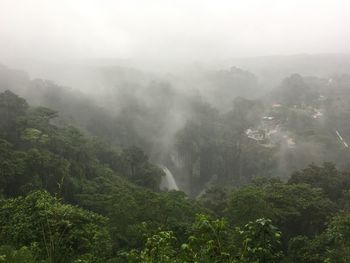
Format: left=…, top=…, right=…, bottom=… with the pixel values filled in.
left=2, top=1, right=350, bottom=261
left=0, top=0, right=349, bottom=63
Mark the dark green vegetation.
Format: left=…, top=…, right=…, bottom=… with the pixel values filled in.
left=1, top=63, right=350, bottom=262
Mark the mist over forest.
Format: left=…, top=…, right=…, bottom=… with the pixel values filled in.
left=1, top=1, right=350, bottom=262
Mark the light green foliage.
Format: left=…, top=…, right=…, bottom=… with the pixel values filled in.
left=181, top=214, right=234, bottom=262
left=235, top=218, right=282, bottom=263
left=125, top=215, right=282, bottom=263
left=21, top=128, right=49, bottom=144
left=126, top=231, right=177, bottom=263
left=21, top=128, right=42, bottom=141
left=0, top=191, right=111, bottom=263
left=323, top=212, right=350, bottom=262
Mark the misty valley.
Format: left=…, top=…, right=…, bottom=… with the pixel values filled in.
left=1, top=57, right=350, bottom=262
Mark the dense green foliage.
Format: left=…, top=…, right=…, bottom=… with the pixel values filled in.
left=125, top=215, right=282, bottom=263
left=0, top=191, right=111, bottom=262
left=0, top=90, right=163, bottom=202
left=1, top=67, right=350, bottom=262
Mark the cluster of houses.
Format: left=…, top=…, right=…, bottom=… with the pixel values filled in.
left=245, top=103, right=294, bottom=148
left=245, top=97, right=328, bottom=149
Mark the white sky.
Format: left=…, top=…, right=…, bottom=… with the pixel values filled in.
left=0, top=0, right=349, bottom=62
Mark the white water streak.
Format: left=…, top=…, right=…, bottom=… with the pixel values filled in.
left=160, top=167, right=179, bottom=190
left=336, top=130, right=349, bottom=148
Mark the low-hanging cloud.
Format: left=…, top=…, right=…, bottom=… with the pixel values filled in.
left=0, top=0, right=349, bottom=63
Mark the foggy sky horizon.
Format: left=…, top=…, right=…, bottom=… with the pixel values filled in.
left=0, top=0, right=349, bottom=64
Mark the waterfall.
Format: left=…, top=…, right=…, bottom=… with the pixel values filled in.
left=336, top=130, right=349, bottom=148
left=160, top=166, right=179, bottom=190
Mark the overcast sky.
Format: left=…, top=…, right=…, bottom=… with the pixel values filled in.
left=0, top=0, right=349, bottom=62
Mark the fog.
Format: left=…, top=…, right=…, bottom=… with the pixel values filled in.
left=1, top=0, right=350, bottom=195
left=1, top=0, right=349, bottom=63
left=2, top=2, right=350, bottom=259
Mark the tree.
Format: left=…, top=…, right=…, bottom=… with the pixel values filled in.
left=0, top=191, right=111, bottom=263
left=181, top=214, right=234, bottom=262
left=289, top=162, right=350, bottom=202
left=226, top=186, right=274, bottom=226
left=235, top=218, right=283, bottom=263
left=175, top=98, right=220, bottom=196
left=0, top=245, right=36, bottom=263
left=277, top=74, right=316, bottom=107
left=126, top=231, right=177, bottom=263
left=221, top=97, right=264, bottom=185
left=109, top=188, right=200, bottom=250
left=125, top=215, right=283, bottom=263
left=288, top=211, right=350, bottom=263
left=0, top=90, right=28, bottom=141
left=24, top=149, right=70, bottom=196
left=124, top=146, right=163, bottom=191
left=226, top=183, right=334, bottom=239
left=198, top=186, right=229, bottom=217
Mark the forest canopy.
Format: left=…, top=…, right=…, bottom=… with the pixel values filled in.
left=1, top=68, right=350, bottom=262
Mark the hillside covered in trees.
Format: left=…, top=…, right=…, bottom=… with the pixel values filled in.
left=2, top=0, right=350, bottom=261
left=1, top=61, right=350, bottom=262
